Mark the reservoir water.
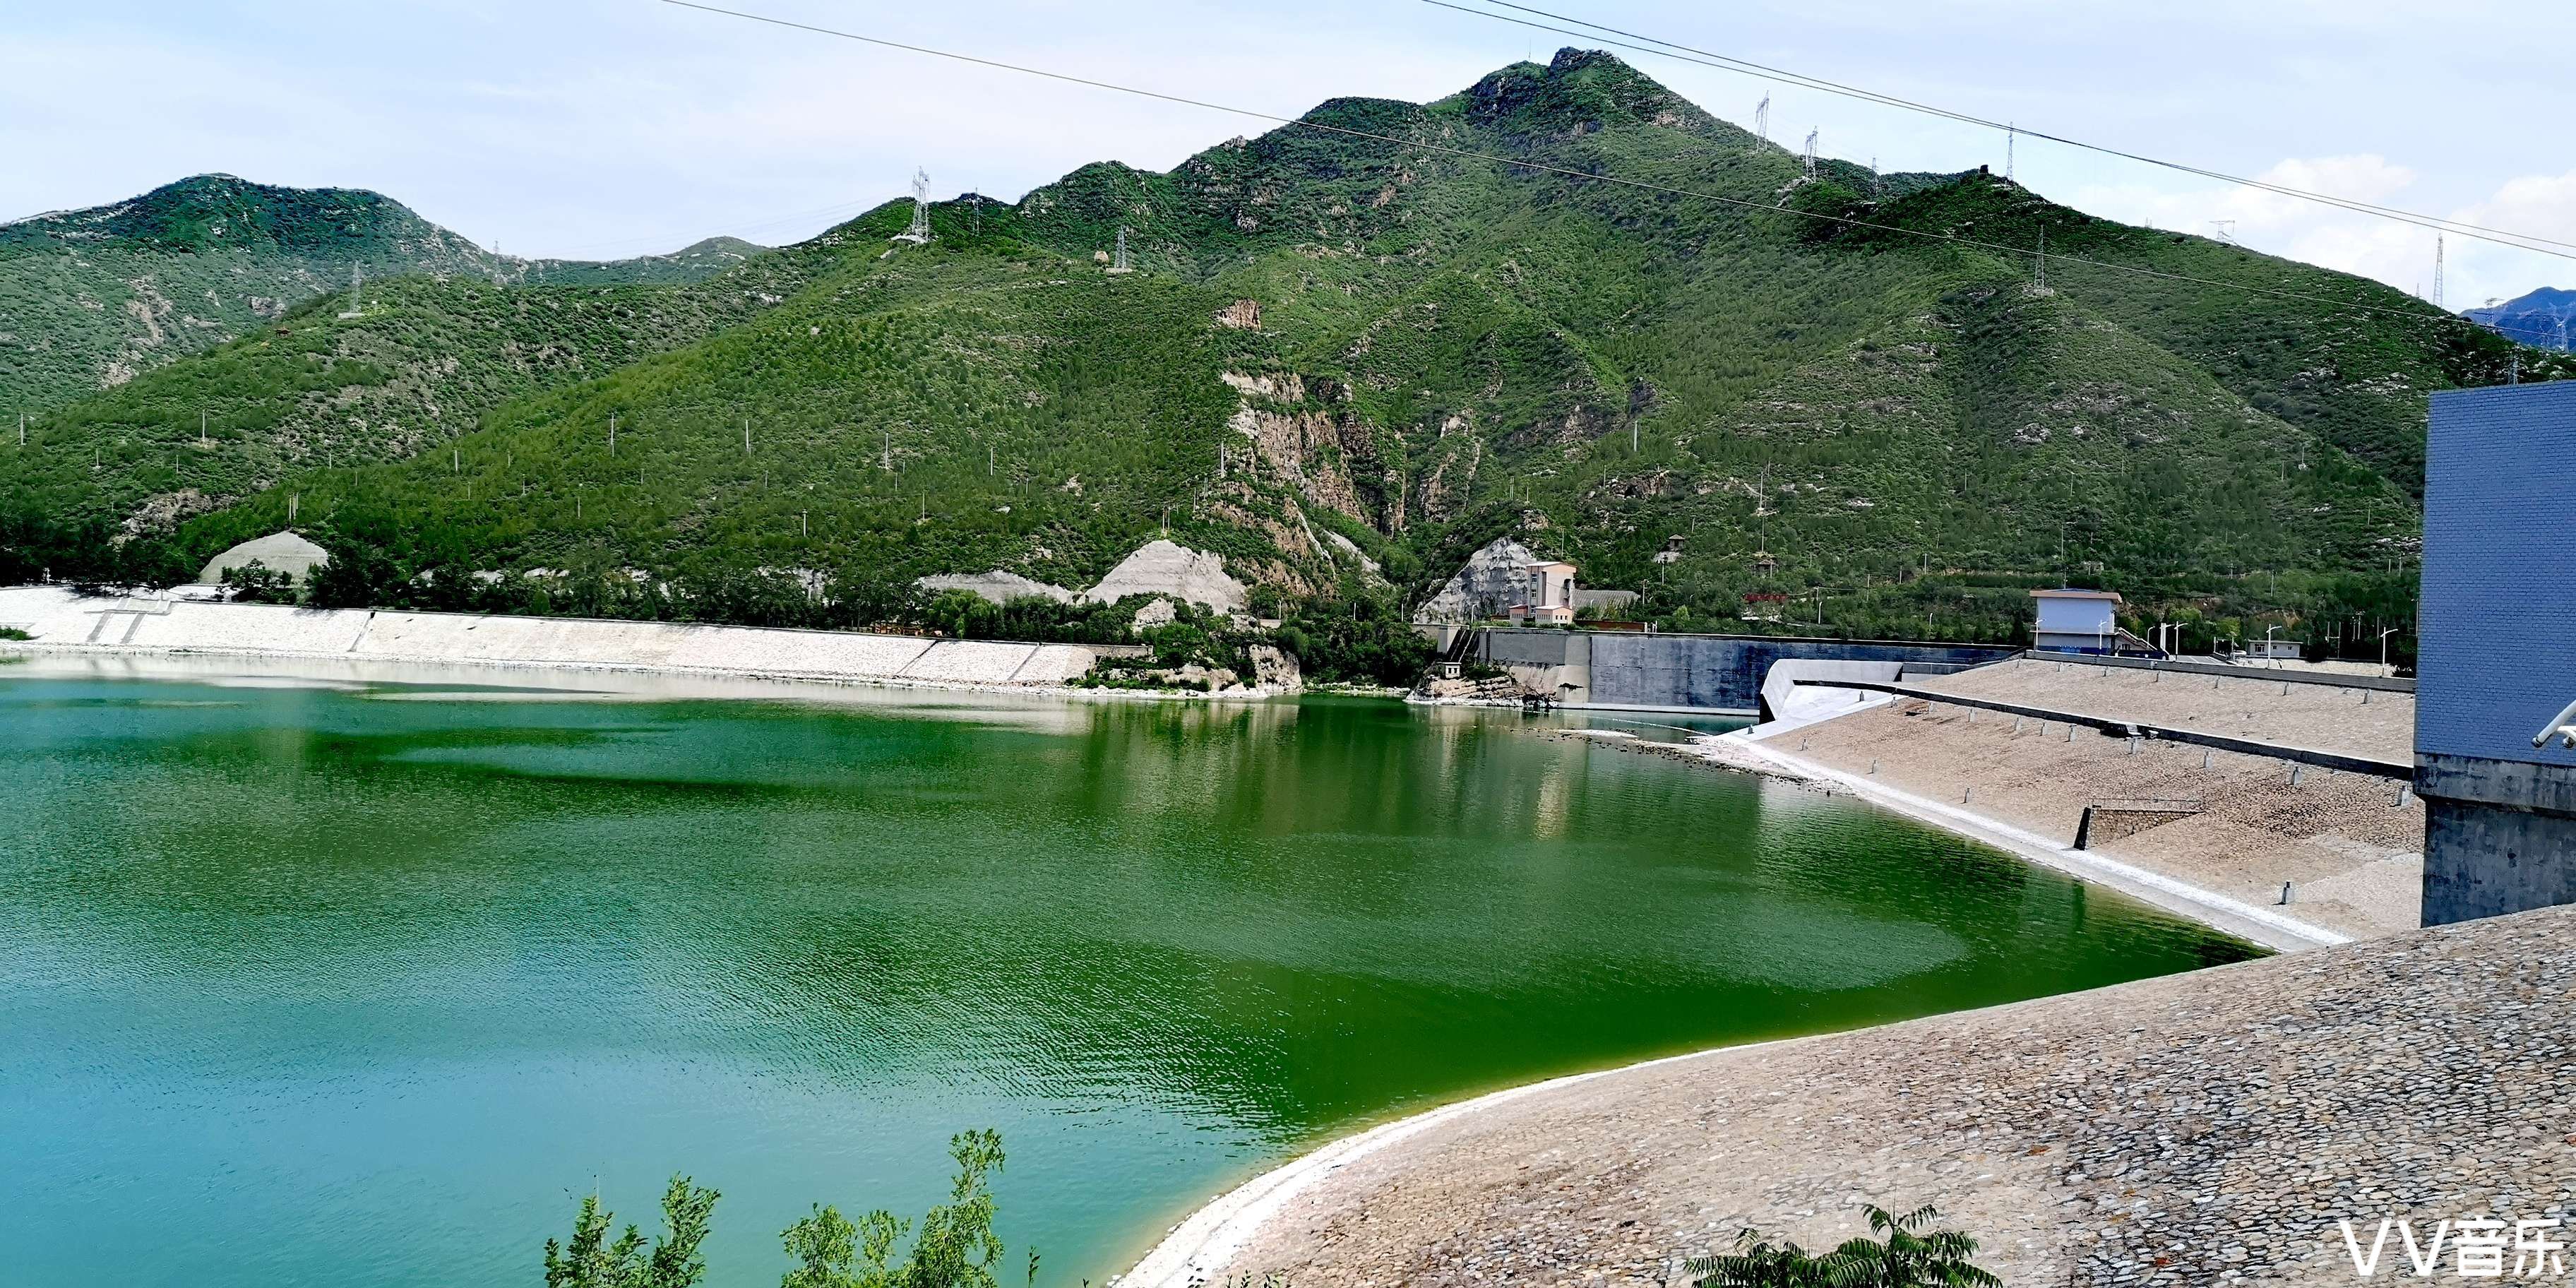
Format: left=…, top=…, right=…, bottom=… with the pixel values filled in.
left=0, top=657, right=2257, bottom=1286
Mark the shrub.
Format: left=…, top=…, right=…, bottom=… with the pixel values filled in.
left=543, top=1175, right=720, bottom=1288
left=218, top=559, right=298, bottom=604
left=1683, top=1204, right=1998, bottom=1288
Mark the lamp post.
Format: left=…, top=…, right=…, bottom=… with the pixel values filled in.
left=2379, top=626, right=2400, bottom=677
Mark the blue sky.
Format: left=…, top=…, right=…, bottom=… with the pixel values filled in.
left=9, top=0, right=2572, bottom=309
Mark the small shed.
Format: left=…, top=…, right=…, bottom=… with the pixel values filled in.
left=2030, top=588, right=2123, bottom=654
left=196, top=531, right=330, bottom=585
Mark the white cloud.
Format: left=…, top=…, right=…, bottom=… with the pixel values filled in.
left=2067, top=155, right=2576, bottom=309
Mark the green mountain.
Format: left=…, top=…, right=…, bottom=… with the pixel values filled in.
left=11, top=52, right=2573, bottom=648
left=0, top=174, right=763, bottom=413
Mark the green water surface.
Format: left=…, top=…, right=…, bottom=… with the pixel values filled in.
left=0, top=660, right=2255, bottom=1286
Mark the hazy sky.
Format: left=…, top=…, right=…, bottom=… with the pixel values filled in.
left=9, top=1, right=2572, bottom=309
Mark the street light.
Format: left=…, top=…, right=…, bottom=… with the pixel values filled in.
left=2378, top=626, right=2400, bottom=677
left=2535, top=698, right=2576, bottom=750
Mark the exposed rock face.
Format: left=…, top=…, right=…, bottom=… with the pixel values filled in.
left=121, top=487, right=222, bottom=539
left=1215, top=299, right=1262, bottom=330
left=195, top=530, right=329, bottom=585
left=1414, top=536, right=1543, bottom=625
left=1222, top=371, right=1378, bottom=527
left=914, top=570, right=1075, bottom=605
left=1324, top=531, right=1381, bottom=576
left=1082, top=539, right=1249, bottom=614
left=1248, top=643, right=1302, bottom=691
left=1131, top=598, right=1179, bottom=631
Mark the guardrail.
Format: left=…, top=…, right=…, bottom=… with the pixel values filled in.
left=2018, top=650, right=2414, bottom=694
left=1794, top=678, right=2412, bottom=780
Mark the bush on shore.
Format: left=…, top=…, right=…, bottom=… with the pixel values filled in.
left=1685, top=1203, right=1998, bottom=1288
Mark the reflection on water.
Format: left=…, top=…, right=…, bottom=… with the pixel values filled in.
left=0, top=660, right=2255, bottom=1287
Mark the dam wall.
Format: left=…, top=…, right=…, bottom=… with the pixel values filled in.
left=1469, top=626, right=2012, bottom=715
left=0, top=586, right=1097, bottom=687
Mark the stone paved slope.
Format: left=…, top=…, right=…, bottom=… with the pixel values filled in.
left=1760, top=657, right=2424, bottom=938
left=1193, top=905, right=2576, bottom=1287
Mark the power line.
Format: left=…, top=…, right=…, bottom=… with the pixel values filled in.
left=1421, top=0, right=2576, bottom=261
left=650, top=0, right=2500, bottom=334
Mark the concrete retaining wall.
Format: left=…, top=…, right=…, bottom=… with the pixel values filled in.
left=1462, top=627, right=2012, bottom=715
left=0, top=586, right=1095, bottom=689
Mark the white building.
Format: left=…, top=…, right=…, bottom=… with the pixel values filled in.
left=1509, top=560, right=1579, bottom=626
left=2029, top=588, right=2147, bottom=655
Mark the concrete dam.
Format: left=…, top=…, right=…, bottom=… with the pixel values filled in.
left=1465, top=628, right=2016, bottom=717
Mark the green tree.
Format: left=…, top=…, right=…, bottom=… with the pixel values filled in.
left=543, top=1175, right=721, bottom=1288
left=1686, top=1204, right=1998, bottom=1288
left=218, top=559, right=297, bottom=604
left=779, top=1130, right=1007, bottom=1288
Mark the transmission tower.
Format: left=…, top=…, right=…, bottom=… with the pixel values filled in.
left=1109, top=226, right=1133, bottom=274
left=1802, top=130, right=1817, bottom=178
left=1755, top=94, right=1770, bottom=143
left=893, top=168, right=932, bottom=244
left=337, top=263, right=365, bottom=318
left=2034, top=225, right=2047, bottom=290
left=2432, top=235, right=2446, bottom=309
left=2006, top=123, right=2016, bottom=180
left=2210, top=220, right=2237, bottom=245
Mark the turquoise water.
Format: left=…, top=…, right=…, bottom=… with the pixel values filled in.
left=0, top=660, right=2255, bottom=1285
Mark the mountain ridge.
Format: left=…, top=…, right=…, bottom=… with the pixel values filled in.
left=2466, top=286, right=2575, bottom=351
left=0, top=174, right=771, bottom=412
left=10, top=49, right=2574, bottom=652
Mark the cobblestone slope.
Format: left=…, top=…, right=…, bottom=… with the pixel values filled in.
left=1195, top=905, right=2576, bottom=1287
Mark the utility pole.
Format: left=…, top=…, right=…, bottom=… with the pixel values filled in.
left=609, top=415, right=616, bottom=455
left=1802, top=130, right=1817, bottom=178
left=1755, top=94, right=1769, bottom=143
left=2034, top=226, right=2047, bottom=290
left=2432, top=235, right=2446, bottom=310
left=2006, top=123, right=2015, bottom=180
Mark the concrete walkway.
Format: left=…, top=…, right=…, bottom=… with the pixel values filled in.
left=0, top=585, right=1098, bottom=689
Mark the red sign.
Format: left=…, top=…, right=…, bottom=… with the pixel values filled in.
left=1743, top=592, right=1789, bottom=603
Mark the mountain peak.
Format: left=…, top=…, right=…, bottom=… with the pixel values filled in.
left=4, top=172, right=439, bottom=255
left=1445, top=47, right=1712, bottom=136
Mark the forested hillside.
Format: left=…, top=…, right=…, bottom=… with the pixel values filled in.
left=9, top=50, right=2571, bottom=652
left=0, top=174, right=763, bottom=412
